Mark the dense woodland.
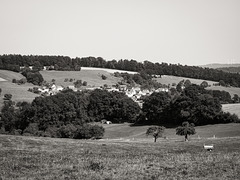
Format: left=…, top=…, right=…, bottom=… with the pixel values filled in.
left=0, top=89, right=140, bottom=138
left=1, top=54, right=240, bottom=87
left=140, top=84, right=239, bottom=126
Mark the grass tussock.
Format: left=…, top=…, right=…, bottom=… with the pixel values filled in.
left=0, top=135, right=240, bottom=179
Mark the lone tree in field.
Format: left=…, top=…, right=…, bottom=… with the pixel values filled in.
left=146, top=126, right=165, bottom=142
left=176, top=121, right=196, bottom=141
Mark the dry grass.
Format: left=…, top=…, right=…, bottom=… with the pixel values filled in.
left=0, top=135, right=240, bottom=180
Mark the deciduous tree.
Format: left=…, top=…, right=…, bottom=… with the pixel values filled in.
left=176, top=121, right=196, bottom=141
left=146, top=126, right=165, bottom=142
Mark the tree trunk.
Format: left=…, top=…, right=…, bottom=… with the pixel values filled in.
left=185, top=134, right=188, bottom=141
left=154, top=137, right=157, bottom=142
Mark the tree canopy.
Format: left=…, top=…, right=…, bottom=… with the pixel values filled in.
left=140, top=83, right=239, bottom=126
left=176, top=121, right=196, bottom=141
left=146, top=126, right=165, bottom=142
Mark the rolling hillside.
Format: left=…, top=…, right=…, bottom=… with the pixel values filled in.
left=155, top=75, right=217, bottom=86
left=1, top=69, right=240, bottom=116
left=155, top=75, right=240, bottom=97
left=102, top=123, right=240, bottom=140
left=40, top=69, right=122, bottom=87
left=0, top=70, right=40, bottom=108
left=222, top=103, right=240, bottom=118
left=200, top=63, right=240, bottom=69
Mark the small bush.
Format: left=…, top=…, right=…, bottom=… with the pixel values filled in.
left=57, top=124, right=78, bottom=138
left=87, top=161, right=104, bottom=171
left=101, top=74, right=107, bottom=80
left=12, top=129, right=22, bottom=135
left=74, top=124, right=104, bottom=139
left=4, top=94, right=12, bottom=101
left=23, top=123, right=39, bottom=136
left=83, top=81, right=87, bottom=86
left=44, top=126, right=59, bottom=138
left=74, top=80, right=82, bottom=88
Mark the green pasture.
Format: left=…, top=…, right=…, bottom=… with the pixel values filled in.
left=222, top=104, right=240, bottom=118
left=0, top=70, right=40, bottom=109
left=102, top=123, right=240, bottom=140
left=40, top=70, right=122, bottom=87
left=154, top=75, right=217, bottom=87
left=0, top=134, right=239, bottom=180
left=155, top=75, right=240, bottom=97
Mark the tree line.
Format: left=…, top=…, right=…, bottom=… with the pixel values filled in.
left=0, top=89, right=140, bottom=138
left=217, top=66, right=240, bottom=73
left=1, top=54, right=240, bottom=87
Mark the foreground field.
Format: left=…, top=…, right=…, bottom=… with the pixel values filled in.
left=0, top=134, right=239, bottom=180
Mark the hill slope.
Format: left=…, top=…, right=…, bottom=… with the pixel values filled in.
left=200, top=63, right=240, bottom=69
left=222, top=103, right=240, bottom=118
left=0, top=70, right=40, bottom=108
left=40, top=69, right=122, bottom=87
left=102, top=123, right=240, bottom=139
left=155, top=75, right=240, bottom=97
left=1, top=134, right=240, bottom=179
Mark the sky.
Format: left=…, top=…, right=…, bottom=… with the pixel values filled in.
left=0, top=0, right=239, bottom=66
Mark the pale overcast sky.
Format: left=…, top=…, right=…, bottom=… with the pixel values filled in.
left=0, top=0, right=239, bottom=66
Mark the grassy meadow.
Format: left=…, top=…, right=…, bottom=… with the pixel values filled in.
left=0, top=134, right=240, bottom=180
left=222, top=104, right=240, bottom=118
left=0, top=70, right=40, bottom=109
left=155, top=75, right=217, bottom=87
left=40, top=69, right=122, bottom=88
left=102, top=123, right=240, bottom=140
left=155, top=75, right=240, bottom=97
left=0, top=69, right=122, bottom=109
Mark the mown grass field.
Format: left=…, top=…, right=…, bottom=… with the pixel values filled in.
left=0, top=134, right=240, bottom=180
left=102, top=123, right=240, bottom=140
left=40, top=69, right=122, bottom=88
left=0, top=70, right=40, bottom=109
left=155, top=75, right=240, bottom=97
left=222, top=104, right=240, bottom=118
left=155, top=75, right=217, bottom=87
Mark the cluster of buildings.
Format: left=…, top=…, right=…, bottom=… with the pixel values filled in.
left=37, top=83, right=169, bottom=107
left=38, top=84, right=64, bottom=96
